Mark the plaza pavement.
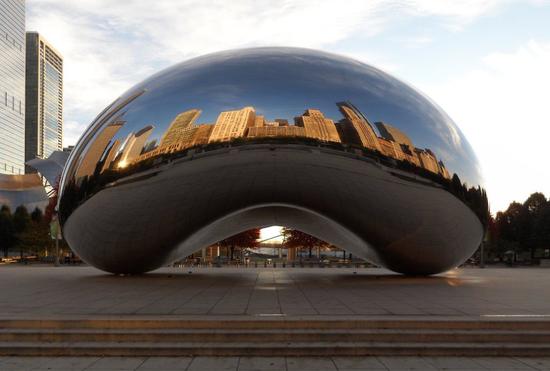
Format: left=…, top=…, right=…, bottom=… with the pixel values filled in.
left=0, top=266, right=549, bottom=318
left=1, top=266, right=549, bottom=370
left=1, top=355, right=550, bottom=371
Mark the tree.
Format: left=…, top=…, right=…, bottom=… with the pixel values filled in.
left=523, top=193, right=548, bottom=255
left=14, top=214, right=51, bottom=258
left=219, top=229, right=261, bottom=260
left=13, top=205, right=30, bottom=234
left=12, top=206, right=31, bottom=258
left=489, top=192, right=550, bottom=262
left=534, top=203, right=550, bottom=253
left=524, top=192, right=547, bottom=214
left=30, top=208, right=43, bottom=223
left=282, top=228, right=327, bottom=259
left=0, top=205, right=16, bottom=258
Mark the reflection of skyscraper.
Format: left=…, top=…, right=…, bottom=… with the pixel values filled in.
left=189, top=124, right=213, bottom=146
left=415, top=148, right=439, bottom=174
left=247, top=125, right=306, bottom=138
left=132, top=123, right=213, bottom=165
left=160, top=109, right=201, bottom=147
left=336, top=102, right=381, bottom=151
left=75, top=121, right=124, bottom=179
left=399, top=143, right=420, bottom=166
left=254, top=115, right=266, bottom=127
left=438, top=160, right=451, bottom=179
left=377, top=137, right=404, bottom=160
left=118, top=125, right=154, bottom=167
left=294, top=109, right=340, bottom=143
left=100, top=139, right=120, bottom=173
left=375, top=122, right=414, bottom=149
left=209, top=106, right=255, bottom=143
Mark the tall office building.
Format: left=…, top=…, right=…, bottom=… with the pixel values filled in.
left=25, top=32, right=63, bottom=169
left=294, top=109, right=340, bottom=143
left=0, top=0, right=25, bottom=175
left=208, top=106, right=255, bottom=143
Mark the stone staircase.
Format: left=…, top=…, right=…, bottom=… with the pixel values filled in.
left=0, top=318, right=549, bottom=356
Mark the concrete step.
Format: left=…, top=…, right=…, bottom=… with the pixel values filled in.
left=0, top=341, right=549, bottom=357
left=0, top=328, right=549, bottom=344
left=2, top=318, right=550, bottom=330
left=2, top=318, right=550, bottom=356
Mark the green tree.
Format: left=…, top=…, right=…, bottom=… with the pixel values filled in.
left=30, top=208, right=43, bottom=223
left=12, top=206, right=31, bottom=258
left=491, top=192, right=549, bottom=262
left=14, top=216, right=51, bottom=258
left=534, top=203, right=550, bottom=254
left=13, top=206, right=30, bottom=233
left=523, top=193, right=548, bottom=256
left=0, top=205, right=16, bottom=258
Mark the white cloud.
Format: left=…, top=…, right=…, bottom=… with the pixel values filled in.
left=27, top=0, right=393, bottom=144
left=29, top=1, right=547, bottom=212
left=405, top=0, right=501, bottom=19
left=26, top=0, right=506, bottom=145
left=421, top=40, right=550, bottom=213
left=28, top=0, right=547, bottom=212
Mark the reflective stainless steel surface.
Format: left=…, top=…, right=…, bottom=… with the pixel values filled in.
left=0, top=173, right=48, bottom=211
left=58, top=47, right=488, bottom=275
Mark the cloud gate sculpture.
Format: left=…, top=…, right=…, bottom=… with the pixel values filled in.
left=58, top=47, right=488, bottom=275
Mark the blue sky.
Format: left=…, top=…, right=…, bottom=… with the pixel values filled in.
left=26, top=0, right=550, bottom=212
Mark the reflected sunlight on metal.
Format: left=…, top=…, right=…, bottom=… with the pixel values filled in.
left=58, top=47, right=488, bottom=275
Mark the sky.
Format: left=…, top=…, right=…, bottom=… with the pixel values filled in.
left=26, top=0, right=550, bottom=213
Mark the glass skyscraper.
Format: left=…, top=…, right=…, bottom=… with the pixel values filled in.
left=0, top=0, right=25, bottom=175
left=25, top=32, right=63, bottom=166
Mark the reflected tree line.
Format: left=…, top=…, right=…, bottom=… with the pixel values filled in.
left=60, top=102, right=489, bottom=226
left=0, top=181, right=71, bottom=260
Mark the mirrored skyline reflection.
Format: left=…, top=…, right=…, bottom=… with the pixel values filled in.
left=96, top=104, right=452, bottom=180
left=67, top=100, right=488, bottom=226
left=73, top=48, right=481, bottom=186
